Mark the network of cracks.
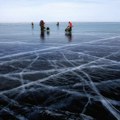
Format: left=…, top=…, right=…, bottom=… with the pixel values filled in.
left=0, top=36, right=120, bottom=120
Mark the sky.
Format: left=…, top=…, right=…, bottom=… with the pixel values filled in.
left=0, top=0, right=120, bottom=22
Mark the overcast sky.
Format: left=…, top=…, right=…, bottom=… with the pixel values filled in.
left=0, top=0, right=120, bottom=22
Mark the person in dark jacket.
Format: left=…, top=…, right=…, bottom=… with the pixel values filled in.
left=39, top=20, right=45, bottom=31
left=31, top=22, right=34, bottom=29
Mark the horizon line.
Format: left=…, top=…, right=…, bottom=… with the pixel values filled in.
left=0, top=21, right=120, bottom=23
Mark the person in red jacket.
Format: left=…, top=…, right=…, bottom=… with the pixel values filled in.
left=65, top=21, right=73, bottom=32
left=68, top=21, right=73, bottom=30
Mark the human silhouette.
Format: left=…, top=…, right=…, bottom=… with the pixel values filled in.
left=39, top=20, right=45, bottom=31
left=65, top=21, right=73, bottom=32
left=31, top=22, right=34, bottom=29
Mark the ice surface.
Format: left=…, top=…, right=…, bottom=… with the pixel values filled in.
left=0, top=23, right=120, bottom=120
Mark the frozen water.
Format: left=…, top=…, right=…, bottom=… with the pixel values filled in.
left=0, top=22, right=120, bottom=120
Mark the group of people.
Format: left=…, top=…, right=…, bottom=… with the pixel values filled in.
left=31, top=20, right=73, bottom=32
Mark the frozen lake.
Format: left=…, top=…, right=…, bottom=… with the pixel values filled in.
left=0, top=22, right=120, bottom=120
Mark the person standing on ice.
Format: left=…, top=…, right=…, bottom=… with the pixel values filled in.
left=65, top=21, right=73, bottom=32
left=31, top=22, right=34, bottom=29
left=68, top=21, right=73, bottom=31
left=39, top=20, right=45, bottom=31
